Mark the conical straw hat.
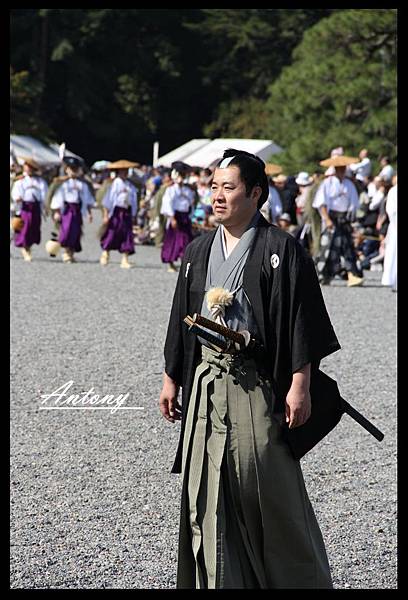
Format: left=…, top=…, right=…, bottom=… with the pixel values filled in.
left=265, top=163, right=283, bottom=176
left=320, top=155, right=358, bottom=167
left=22, top=156, right=41, bottom=170
left=107, top=159, right=140, bottom=169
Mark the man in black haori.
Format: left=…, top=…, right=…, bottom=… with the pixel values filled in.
left=159, top=149, right=341, bottom=589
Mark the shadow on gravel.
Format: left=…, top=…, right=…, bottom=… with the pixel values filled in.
left=10, top=256, right=173, bottom=270
left=336, top=284, right=386, bottom=289
left=358, top=284, right=392, bottom=288
left=325, top=282, right=386, bottom=289
left=11, top=257, right=386, bottom=279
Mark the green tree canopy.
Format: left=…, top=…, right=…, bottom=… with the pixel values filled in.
left=10, top=9, right=396, bottom=168
left=10, top=9, right=208, bottom=162
left=186, top=9, right=333, bottom=137
left=10, top=66, right=54, bottom=138
left=264, top=9, right=397, bottom=175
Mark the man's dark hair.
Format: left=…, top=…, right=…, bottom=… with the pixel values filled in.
left=216, top=148, right=269, bottom=209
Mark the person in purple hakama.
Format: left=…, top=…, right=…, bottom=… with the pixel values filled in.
left=11, top=158, right=48, bottom=262
left=99, top=160, right=139, bottom=269
left=49, top=157, right=95, bottom=263
left=160, top=169, right=195, bottom=272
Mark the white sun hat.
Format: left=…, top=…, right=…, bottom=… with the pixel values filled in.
left=295, top=171, right=313, bottom=186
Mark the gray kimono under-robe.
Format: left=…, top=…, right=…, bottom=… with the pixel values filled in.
left=163, top=214, right=340, bottom=588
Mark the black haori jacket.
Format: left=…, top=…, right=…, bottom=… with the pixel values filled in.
left=164, top=214, right=340, bottom=474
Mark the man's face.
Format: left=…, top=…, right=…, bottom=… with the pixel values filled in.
left=211, top=166, right=259, bottom=227
left=278, top=219, right=290, bottom=230
left=66, top=166, right=78, bottom=178
left=23, top=163, right=34, bottom=176
left=334, top=166, right=346, bottom=179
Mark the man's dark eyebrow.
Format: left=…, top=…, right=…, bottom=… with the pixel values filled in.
left=211, top=180, right=236, bottom=186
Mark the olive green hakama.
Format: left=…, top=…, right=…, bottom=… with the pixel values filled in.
left=180, top=345, right=333, bottom=589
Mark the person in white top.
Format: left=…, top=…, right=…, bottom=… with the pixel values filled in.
left=381, top=177, right=397, bottom=291
left=11, top=157, right=48, bottom=262
left=368, top=177, right=386, bottom=212
left=348, top=148, right=372, bottom=191
left=377, top=156, right=394, bottom=182
left=294, top=171, right=314, bottom=226
left=160, top=168, right=195, bottom=272
left=99, top=160, right=139, bottom=269
left=49, top=157, right=95, bottom=263
left=313, top=154, right=364, bottom=287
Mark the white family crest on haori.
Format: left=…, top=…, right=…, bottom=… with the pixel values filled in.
left=270, top=254, right=280, bottom=269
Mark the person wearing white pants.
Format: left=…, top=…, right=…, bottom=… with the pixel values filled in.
left=381, top=180, right=397, bottom=291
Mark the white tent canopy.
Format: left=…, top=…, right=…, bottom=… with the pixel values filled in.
left=157, top=138, right=211, bottom=167
left=10, top=134, right=83, bottom=167
left=157, top=138, right=283, bottom=169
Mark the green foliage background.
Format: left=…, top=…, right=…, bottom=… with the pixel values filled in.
left=10, top=9, right=397, bottom=171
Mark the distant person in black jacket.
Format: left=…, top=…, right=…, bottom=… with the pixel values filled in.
left=272, top=173, right=298, bottom=226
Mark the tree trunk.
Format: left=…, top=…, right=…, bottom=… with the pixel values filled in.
left=34, top=11, right=48, bottom=119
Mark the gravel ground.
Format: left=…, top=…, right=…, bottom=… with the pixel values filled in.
left=10, top=214, right=397, bottom=589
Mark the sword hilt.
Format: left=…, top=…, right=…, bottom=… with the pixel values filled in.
left=192, top=313, right=246, bottom=347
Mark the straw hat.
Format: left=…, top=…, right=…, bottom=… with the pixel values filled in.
left=320, top=155, right=358, bottom=168
left=107, top=160, right=140, bottom=170
left=22, top=157, right=40, bottom=170
left=11, top=216, right=24, bottom=232
left=265, top=163, right=283, bottom=176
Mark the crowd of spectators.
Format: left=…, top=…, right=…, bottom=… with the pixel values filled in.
left=10, top=146, right=396, bottom=284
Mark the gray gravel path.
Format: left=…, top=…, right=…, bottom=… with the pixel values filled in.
left=10, top=214, right=397, bottom=589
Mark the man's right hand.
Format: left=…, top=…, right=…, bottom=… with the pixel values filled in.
left=159, top=374, right=181, bottom=423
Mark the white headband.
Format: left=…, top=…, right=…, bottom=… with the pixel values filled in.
left=218, top=155, right=236, bottom=169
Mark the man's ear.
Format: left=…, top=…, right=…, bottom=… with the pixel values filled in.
left=251, top=185, right=262, bottom=204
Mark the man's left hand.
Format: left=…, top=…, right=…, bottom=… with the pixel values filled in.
left=285, top=388, right=311, bottom=429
